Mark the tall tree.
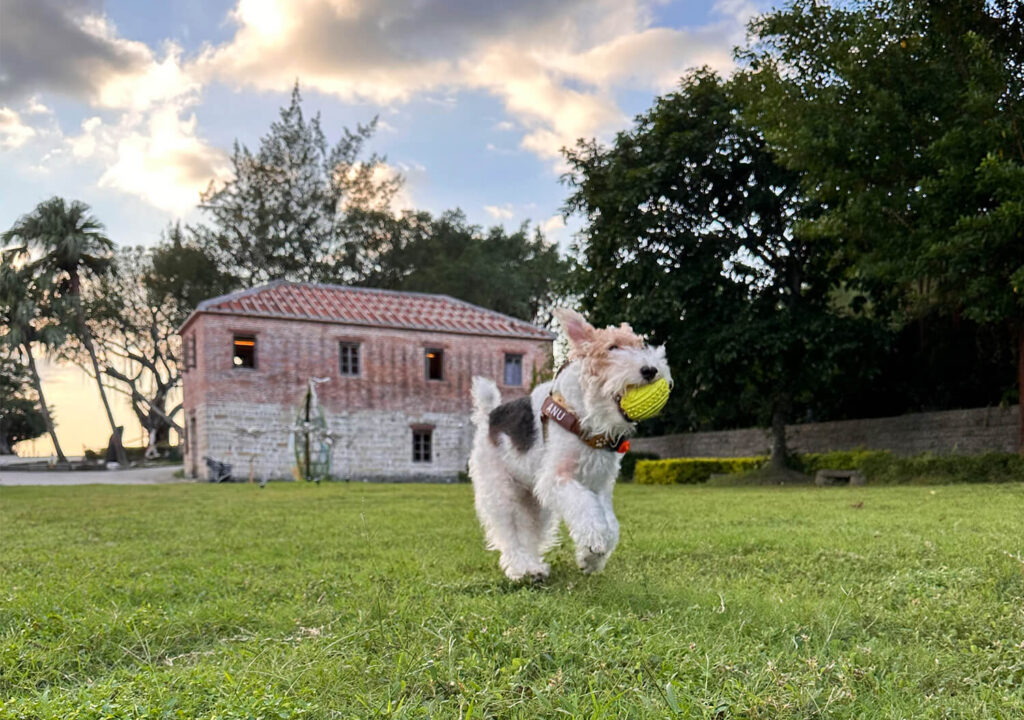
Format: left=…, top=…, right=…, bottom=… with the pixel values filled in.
left=0, top=249, right=68, bottom=464
left=148, top=223, right=236, bottom=312
left=564, top=69, right=880, bottom=464
left=743, top=0, right=1024, bottom=446
left=0, top=348, right=47, bottom=455
left=359, top=209, right=570, bottom=322
left=194, top=82, right=400, bottom=286
left=3, top=197, right=127, bottom=465
left=73, top=246, right=186, bottom=458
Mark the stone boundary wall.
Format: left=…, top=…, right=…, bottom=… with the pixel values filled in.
left=631, top=405, right=1020, bottom=458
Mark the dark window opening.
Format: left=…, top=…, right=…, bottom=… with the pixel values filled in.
left=339, top=342, right=360, bottom=376
left=425, top=348, right=444, bottom=380
left=504, top=353, right=523, bottom=386
left=233, top=335, right=256, bottom=368
left=413, top=429, right=432, bottom=462
left=184, top=334, right=197, bottom=372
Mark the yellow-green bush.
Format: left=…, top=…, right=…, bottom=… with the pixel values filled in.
left=635, top=457, right=768, bottom=484
left=618, top=451, right=660, bottom=482
left=792, top=449, right=892, bottom=475
left=635, top=450, right=1024, bottom=485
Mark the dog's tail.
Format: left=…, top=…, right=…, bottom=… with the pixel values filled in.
left=471, top=376, right=501, bottom=428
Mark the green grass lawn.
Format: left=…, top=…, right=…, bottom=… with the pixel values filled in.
left=2, top=482, right=1023, bottom=719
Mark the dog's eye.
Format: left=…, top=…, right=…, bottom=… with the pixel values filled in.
left=608, top=345, right=618, bottom=352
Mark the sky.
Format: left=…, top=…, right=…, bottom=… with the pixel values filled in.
left=1, top=0, right=768, bottom=456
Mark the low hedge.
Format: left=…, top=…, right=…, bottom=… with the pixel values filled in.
left=864, top=452, right=1024, bottom=484
left=634, top=450, right=1024, bottom=485
left=618, top=451, right=660, bottom=482
left=791, top=449, right=892, bottom=475
left=635, top=456, right=768, bottom=485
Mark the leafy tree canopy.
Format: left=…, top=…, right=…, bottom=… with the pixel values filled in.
left=0, top=349, right=46, bottom=454
left=357, top=209, right=570, bottom=323
left=192, top=82, right=400, bottom=287
left=152, top=84, right=567, bottom=323
left=742, top=0, right=1024, bottom=443
left=563, top=69, right=883, bottom=452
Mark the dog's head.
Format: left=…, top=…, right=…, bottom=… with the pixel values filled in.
left=553, top=308, right=672, bottom=434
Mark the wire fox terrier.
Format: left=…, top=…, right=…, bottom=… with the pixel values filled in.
left=469, top=308, right=672, bottom=580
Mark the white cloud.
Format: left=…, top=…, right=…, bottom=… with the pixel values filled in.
left=541, top=214, right=565, bottom=234
left=540, top=213, right=569, bottom=247
left=24, top=96, right=53, bottom=115
left=5, top=0, right=755, bottom=212
left=0, top=107, right=37, bottom=149
left=484, top=203, right=515, bottom=220
left=95, top=106, right=231, bottom=213
left=2, top=3, right=226, bottom=214
left=196, top=0, right=752, bottom=163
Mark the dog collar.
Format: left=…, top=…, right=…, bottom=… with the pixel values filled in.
left=540, top=393, right=630, bottom=453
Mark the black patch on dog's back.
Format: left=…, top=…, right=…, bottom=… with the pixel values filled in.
left=488, top=396, right=536, bottom=453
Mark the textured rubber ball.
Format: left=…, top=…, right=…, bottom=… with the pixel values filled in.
left=619, top=377, right=671, bottom=421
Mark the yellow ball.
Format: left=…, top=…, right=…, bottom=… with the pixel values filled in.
left=619, top=377, right=671, bottom=421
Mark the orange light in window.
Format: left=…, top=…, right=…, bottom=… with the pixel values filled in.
left=425, top=353, right=436, bottom=358
left=234, top=339, right=256, bottom=347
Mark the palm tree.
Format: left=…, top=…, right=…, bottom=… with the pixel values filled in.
left=0, top=251, right=68, bottom=465
left=3, top=198, right=127, bottom=466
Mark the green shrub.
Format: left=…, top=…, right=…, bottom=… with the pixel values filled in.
left=636, top=450, right=1024, bottom=485
left=864, top=452, right=1024, bottom=484
left=618, top=451, right=660, bottom=482
left=791, top=449, right=892, bottom=475
left=635, top=456, right=768, bottom=484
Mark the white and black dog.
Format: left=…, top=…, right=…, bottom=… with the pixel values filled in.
left=469, top=308, right=672, bottom=580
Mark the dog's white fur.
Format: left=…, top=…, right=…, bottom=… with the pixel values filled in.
left=469, top=308, right=672, bottom=580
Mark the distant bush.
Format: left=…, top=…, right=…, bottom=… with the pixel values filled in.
left=791, top=449, right=892, bottom=475
left=635, top=457, right=768, bottom=484
left=636, top=450, right=1024, bottom=485
left=864, top=452, right=1024, bottom=485
left=618, top=451, right=660, bottom=482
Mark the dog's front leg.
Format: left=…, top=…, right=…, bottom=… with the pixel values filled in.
left=583, top=489, right=619, bottom=574
left=534, top=448, right=611, bottom=573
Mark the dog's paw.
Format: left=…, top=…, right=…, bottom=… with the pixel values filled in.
left=576, top=545, right=609, bottom=574
left=570, top=526, right=608, bottom=557
left=502, top=557, right=550, bottom=583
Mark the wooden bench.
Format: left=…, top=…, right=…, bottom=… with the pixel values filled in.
left=814, top=469, right=866, bottom=487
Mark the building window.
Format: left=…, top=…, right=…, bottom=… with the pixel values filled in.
left=339, top=342, right=360, bottom=376
left=232, top=335, right=256, bottom=368
left=504, top=353, right=523, bottom=386
left=425, top=348, right=444, bottom=380
left=183, top=334, right=197, bottom=372
left=412, top=429, right=432, bottom=462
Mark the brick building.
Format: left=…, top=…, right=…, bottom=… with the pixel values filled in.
left=179, top=281, right=554, bottom=481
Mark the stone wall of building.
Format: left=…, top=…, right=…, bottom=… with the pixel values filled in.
left=190, top=401, right=474, bottom=481
left=182, top=313, right=551, bottom=481
left=630, top=405, right=1020, bottom=459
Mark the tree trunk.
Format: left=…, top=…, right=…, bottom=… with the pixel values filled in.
left=23, top=342, right=67, bottom=465
left=143, top=414, right=172, bottom=458
left=769, top=392, right=792, bottom=470
left=72, top=279, right=128, bottom=467
left=770, top=406, right=788, bottom=469
left=1018, top=319, right=1024, bottom=455
left=0, top=431, right=11, bottom=456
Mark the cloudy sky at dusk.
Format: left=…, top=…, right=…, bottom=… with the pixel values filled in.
left=2, top=0, right=765, bottom=455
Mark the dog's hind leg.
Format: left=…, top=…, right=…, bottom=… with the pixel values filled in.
left=473, top=473, right=551, bottom=582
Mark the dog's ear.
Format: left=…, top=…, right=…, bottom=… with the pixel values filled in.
left=553, top=308, right=595, bottom=348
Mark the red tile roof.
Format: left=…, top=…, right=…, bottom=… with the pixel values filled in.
left=182, top=281, right=555, bottom=340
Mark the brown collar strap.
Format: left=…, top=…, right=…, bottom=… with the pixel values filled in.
left=540, top=394, right=630, bottom=453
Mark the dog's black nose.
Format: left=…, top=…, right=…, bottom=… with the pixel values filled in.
left=640, top=366, right=657, bottom=382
